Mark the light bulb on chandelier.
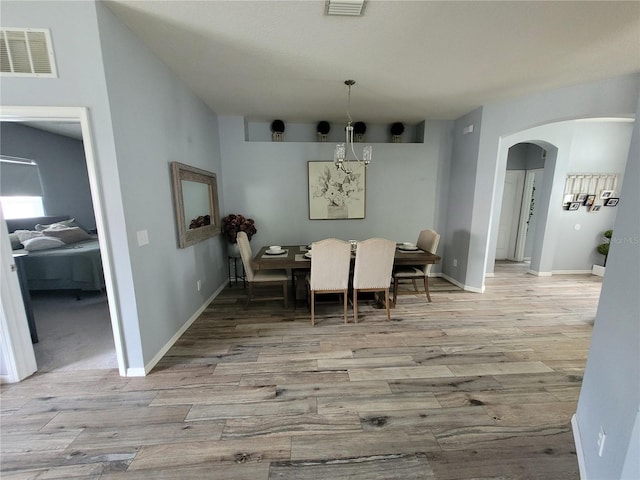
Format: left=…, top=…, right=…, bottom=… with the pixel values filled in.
left=334, top=80, right=372, bottom=174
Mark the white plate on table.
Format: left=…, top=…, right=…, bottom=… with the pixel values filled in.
left=304, top=252, right=312, bottom=259
left=398, top=245, right=419, bottom=251
left=266, top=249, right=286, bottom=255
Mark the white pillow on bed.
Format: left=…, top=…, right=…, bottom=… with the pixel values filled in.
left=43, top=227, right=92, bottom=244
left=13, top=229, right=43, bottom=244
left=22, top=236, right=65, bottom=251
left=34, top=218, right=79, bottom=231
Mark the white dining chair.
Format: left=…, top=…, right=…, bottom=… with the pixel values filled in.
left=237, top=231, right=289, bottom=308
left=392, top=229, right=440, bottom=306
left=352, top=238, right=396, bottom=322
left=306, top=238, right=351, bottom=326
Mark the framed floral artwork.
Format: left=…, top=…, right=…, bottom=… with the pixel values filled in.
left=308, top=161, right=366, bottom=219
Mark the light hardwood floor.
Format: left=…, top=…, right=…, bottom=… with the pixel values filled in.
left=0, top=262, right=601, bottom=479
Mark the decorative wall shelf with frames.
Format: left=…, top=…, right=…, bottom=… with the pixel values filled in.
left=562, top=173, right=619, bottom=211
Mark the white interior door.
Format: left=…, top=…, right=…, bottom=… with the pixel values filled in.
left=496, top=170, right=525, bottom=260
left=0, top=207, right=37, bottom=382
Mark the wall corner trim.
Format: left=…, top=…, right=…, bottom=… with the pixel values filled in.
left=527, top=270, right=553, bottom=277
left=441, top=274, right=485, bottom=293
left=572, top=414, right=588, bottom=480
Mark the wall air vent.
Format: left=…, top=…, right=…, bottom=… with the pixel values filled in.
left=326, top=0, right=366, bottom=16
left=1, top=28, right=57, bottom=77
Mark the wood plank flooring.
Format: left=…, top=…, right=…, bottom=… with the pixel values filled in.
left=0, top=262, right=601, bottom=479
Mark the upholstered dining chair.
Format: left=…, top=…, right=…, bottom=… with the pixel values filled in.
left=392, top=229, right=440, bottom=306
left=306, top=238, right=351, bottom=326
left=352, top=238, right=396, bottom=322
left=236, top=231, right=288, bottom=308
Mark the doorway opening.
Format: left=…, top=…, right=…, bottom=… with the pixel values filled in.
left=496, top=143, right=546, bottom=262
left=1, top=106, right=125, bottom=381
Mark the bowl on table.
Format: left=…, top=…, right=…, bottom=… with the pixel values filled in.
left=267, top=245, right=284, bottom=254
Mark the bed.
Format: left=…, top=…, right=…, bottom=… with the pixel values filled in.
left=9, top=215, right=105, bottom=292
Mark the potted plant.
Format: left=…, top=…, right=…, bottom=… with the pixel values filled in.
left=222, top=214, right=257, bottom=256
left=597, top=229, right=613, bottom=266
left=593, top=229, right=612, bottom=276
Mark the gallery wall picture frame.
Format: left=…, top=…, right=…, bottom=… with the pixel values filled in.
left=576, top=193, right=588, bottom=203
left=308, top=161, right=366, bottom=220
left=584, top=194, right=596, bottom=207
left=568, top=202, right=581, bottom=211
left=563, top=194, right=575, bottom=208
left=604, top=197, right=620, bottom=207
left=600, top=190, right=614, bottom=199
left=590, top=205, right=602, bottom=212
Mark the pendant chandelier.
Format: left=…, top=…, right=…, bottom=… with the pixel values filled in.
left=334, top=80, right=372, bottom=174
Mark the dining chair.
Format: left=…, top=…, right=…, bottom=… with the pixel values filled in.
left=236, top=231, right=288, bottom=308
left=306, top=238, right=351, bottom=326
left=352, top=238, right=396, bottom=322
left=392, top=229, right=440, bottom=306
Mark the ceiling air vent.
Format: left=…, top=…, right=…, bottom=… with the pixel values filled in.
left=326, top=0, right=366, bottom=16
left=1, top=28, right=57, bottom=77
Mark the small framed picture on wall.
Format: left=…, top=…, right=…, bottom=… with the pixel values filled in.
left=600, top=190, right=614, bottom=199
left=604, top=197, right=619, bottom=207
left=583, top=194, right=596, bottom=207
left=568, top=202, right=581, bottom=211
left=590, top=205, right=601, bottom=212
left=576, top=193, right=588, bottom=203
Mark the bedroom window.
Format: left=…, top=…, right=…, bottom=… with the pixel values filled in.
left=0, top=156, right=45, bottom=219
left=0, top=196, right=45, bottom=219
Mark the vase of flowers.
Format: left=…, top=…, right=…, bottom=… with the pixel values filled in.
left=222, top=214, right=257, bottom=256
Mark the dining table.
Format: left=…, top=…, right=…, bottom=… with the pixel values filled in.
left=252, top=243, right=441, bottom=304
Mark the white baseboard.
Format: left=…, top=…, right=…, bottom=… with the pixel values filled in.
left=485, top=272, right=495, bottom=278
left=572, top=414, right=587, bottom=480
left=552, top=270, right=593, bottom=275
left=441, top=274, right=484, bottom=293
left=126, top=280, right=229, bottom=377
left=528, top=269, right=596, bottom=277
left=527, top=270, right=552, bottom=276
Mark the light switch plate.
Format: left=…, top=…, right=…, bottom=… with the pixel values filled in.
left=137, top=230, right=149, bottom=246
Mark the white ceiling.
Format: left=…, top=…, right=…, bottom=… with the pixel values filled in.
left=105, top=1, right=638, bottom=125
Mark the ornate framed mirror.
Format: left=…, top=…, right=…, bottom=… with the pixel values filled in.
left=170, top=161, right=221, bottom=248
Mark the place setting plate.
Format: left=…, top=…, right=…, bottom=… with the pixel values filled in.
left=304, top=251, right=312, bottom=259
left=265, top=248, right=287, bottom=256
left=398, top=243, right=419, bottom=252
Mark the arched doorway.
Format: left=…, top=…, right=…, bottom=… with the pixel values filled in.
left=495, top=143, right=546, bottom=262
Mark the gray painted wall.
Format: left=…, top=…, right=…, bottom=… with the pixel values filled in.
left=0, top=123, right=96, bottom=230
left=576, top=94, right=639, bottom=480
left=218, top=116, right=452, bottom=268
left=443, top=107, right=483, bottom=286
left=96, top=3, right=226, bottom=366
